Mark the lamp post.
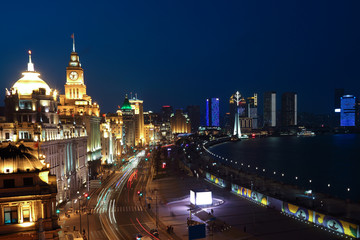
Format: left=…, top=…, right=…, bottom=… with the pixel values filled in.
left=87, top=211, right=90, bottom=240
left=78, top=196, right=82, bottom=235
left=154, top=189, right=158, bottom=229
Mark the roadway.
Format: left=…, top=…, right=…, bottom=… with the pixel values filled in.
left=93, top=150, right=171, bottom=240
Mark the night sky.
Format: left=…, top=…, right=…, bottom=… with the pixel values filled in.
left=1, top=1, right=360, bottom=115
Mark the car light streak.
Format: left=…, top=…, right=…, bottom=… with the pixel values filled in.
left=136, top=218, right=159, bottom=240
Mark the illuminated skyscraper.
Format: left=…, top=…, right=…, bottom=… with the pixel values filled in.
left=121, top=95, right=135, bottom=148
left=340, top=95, right=356, bottom=127
left=247, top=93, right=258, bottom=129
left=206, top=98, right=219, bottom=127
left=129, top=96, right=145, bottom=146
left=263, top=92, right=276, bottom=127
left=170, top=109, right=191, bottom=134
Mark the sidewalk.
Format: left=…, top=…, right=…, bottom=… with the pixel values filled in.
left=57, top=173, right=116, bottom=240
left=145, top=167, right=256, bottom=240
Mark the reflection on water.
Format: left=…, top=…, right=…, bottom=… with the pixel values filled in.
left=209, top=134, right=360, bottom=201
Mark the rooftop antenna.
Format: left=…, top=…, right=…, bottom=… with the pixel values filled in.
left=71, top=33, right=75, bottom=52
left=27, top=50, right=34, bottom=71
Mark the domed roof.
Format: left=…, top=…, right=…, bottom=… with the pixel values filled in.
left=12, top=51, right=51, bottom=95
left=0, top=143, right=44, bottom=173
left=121, top=94, right=132, bottom=111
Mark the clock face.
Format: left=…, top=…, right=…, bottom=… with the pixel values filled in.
left=69, top=71, right=79, bottom=80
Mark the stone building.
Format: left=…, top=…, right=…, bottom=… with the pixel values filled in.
left=0, top=143, right=58, bottom=239
left=58, top=41, right=101, bottom=176
left=2, top=51, right=88, bottom=203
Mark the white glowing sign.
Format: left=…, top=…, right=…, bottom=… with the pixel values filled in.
left=190, top=190, right=212, bottom=205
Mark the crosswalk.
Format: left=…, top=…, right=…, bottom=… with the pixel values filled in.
left=115, top=205, right=143, bottom=212
left=96, top=205, right=144, bottom=214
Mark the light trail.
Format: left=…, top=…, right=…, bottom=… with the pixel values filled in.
left=96, top=150, right=146, bottom=239
left=136, top=218, right=159, bottom=240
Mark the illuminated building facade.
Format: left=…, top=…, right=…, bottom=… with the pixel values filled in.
left=0, top=143, right=58, bottom=239
left=58, top=40, right=101, bottom=174
left=121, top=95, right=135, bottom=149
left=2, top=51, right=88, bottom=203
left=206, top=98, right=219, bottom=127
left=105, top=111, right=123, bottom=159
left=264, top=91, right=276, bottom=127
left=170, top=109, right=191, bottom=134
left=340, top=95, right=356, bottom=127
left=281, top=92, right=297, bottom=126
left=144, top=111, right=161, bottom=145
left=129, top=97, right=145, bottom=146
left=100, top=116, right=115, bottom=164
left=247, top=93, right=258, bottom=129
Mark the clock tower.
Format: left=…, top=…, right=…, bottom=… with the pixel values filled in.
left=65, top=40, right=86, bottom=99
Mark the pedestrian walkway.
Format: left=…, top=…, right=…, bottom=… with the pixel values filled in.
left=146, top=168, right=256, bottom=240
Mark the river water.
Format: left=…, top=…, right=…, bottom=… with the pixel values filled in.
left=208, top=134, right=360, bottom=201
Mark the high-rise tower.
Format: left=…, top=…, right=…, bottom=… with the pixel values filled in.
left=340, top=95, right=356, bottom=127
left=263, top=92, right=276, bottom=127
left=281, top=92, right=297, bottom=126
left=129, top=96, right=145, bottom=146
left=232, top=91, right=242, bottom=138
left=206, top=98, right=219, bottom=127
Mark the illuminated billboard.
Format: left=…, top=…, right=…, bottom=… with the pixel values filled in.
left=190, top=190, right=213, bottom=205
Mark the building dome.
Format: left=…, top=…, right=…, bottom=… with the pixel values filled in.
left=0, top=143, right=44, bottom=174
left=11, top=51, right=51, bottom=95
left=121, top=94, right=133, bottom=111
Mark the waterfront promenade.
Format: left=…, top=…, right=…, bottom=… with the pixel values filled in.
left=204, top=140, right=360, bottom=225
left=148, top=161, right=339, bottom=240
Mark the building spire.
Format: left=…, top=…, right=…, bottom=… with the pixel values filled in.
left=27, top=50, right=34, bottom=71
left=71, top=33, right=75, bottom=52
left=233, top=91, right=242, bottom=138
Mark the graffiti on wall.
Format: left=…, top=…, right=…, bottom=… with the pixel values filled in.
left=205, top=172, right=226, bottom=187
left=231, top=183, right=268, bottom=205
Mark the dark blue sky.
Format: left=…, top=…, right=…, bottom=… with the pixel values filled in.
left=1, top=1, right=360, bottom=115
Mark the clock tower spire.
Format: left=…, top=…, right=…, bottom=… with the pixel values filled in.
left=64, top=36, right=86, bottom=99
left=72, top=33, right=75, bottom=52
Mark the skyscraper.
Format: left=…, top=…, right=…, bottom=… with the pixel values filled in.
left=170, top=109, right=191, bottom=134
left=281, top=92, right=297, bottom=126
left=263, top=92, right=276, bottom=127
left=206, top=98, right=219, bottom=127
left=186, top=105, right=200, bottom=132
left=129, top=96, right=145, bottom=146
left=334, top=88, right=345, bottom=126
left=121, top=95, right=135, bottom=148
left=340, top=95, right=356, bottom=127
left=161, top=105, right=173, bottom=123
left=334, top=88, right=345, bottom=111
left=247, top=93, right=258, bottom=129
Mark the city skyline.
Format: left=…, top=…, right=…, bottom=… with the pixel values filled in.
left=1, top=1, right=360, bottom=115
